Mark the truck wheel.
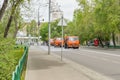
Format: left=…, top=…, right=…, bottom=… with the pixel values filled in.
left=76, top=47, right=79, bottom=49
left=64, top=44, right=68, bottom=49
left=73, top=47, right=79, bottom=49
left=54, top=45, right=56, bottom=48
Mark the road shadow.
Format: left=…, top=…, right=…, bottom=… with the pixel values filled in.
left=27, top=51, right=65, bottom=70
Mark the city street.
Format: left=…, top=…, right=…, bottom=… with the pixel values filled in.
left=0, top=0, right=119, bottom=80
left=40, top=45, right=120, bottom=80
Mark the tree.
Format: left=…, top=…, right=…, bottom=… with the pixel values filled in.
left=40, top=22, right=48, bottom=41
left=0, top=0, right=8, bottom=22
left=94, top=0, right=120, bottom=47
left=72, top=0, right=120, bottom=46
left=107, top=0, right=120, bottom=47
left=40, top=19, right=62, bottom=41
left=4, top=0, right=30, bottom=38
left=30, top=20, right=37, bottom=36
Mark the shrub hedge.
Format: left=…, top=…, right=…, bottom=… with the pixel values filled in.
left=0, top=38, right=24, bottom=80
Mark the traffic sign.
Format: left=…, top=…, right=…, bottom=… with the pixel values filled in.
left=58, top=18, right=67, bottom=26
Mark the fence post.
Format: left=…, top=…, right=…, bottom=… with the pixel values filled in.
left=12, top=72, right=15, bottom=80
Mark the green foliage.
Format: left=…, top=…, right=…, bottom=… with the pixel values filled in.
left=0, top=0, right=30, bottom=38
left=0, top=49, right=24, bottom=80
left=40, top=22, right=48, bottom=41
left=0, top=38, right=15, bottom=54
left=40, top=19, right=62, bottom=41
left=0, top=0, right=30, bottom=79
left=51, top=19, right=62, bottom=38
left=0, top=38, right=24, bottom=80
left=65, top=0, right=120, bottom=44
left=27, top=20, right=37, bottom=37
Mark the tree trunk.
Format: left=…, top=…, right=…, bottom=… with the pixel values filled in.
left=13, top=17, right=18, bottom=38
left=3, top=1, right=19, bottom=38
left=98, top=36, right=104, bottom=47
left=4, top=15, right=13, bottom=38
left=0, top=0, right=8, bottom=21
left=112, top=32, right=116, bottom=47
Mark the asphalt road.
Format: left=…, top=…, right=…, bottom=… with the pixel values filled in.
left=40, top=45, right=120, bottom=80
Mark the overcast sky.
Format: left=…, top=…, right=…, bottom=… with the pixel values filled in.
left=29, top=0, right=79, bottom=22
left=22, top=0, right=78, bottom=21
left=55, top=0, right=79, bottom=21
left=0, top=0, right=79, bottom=22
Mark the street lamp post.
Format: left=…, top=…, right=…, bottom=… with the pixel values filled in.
left=61, top=13, right=63, bottom=61
left=48, top=0, right=51, bottom=55
left=38, top=4, right=48, bottom=45
left=38, top=7, right=40, bottom=27
left=38, top=7, right=40, bottom=45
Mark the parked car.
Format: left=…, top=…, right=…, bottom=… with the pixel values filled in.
left=88, top=40, right=94, bottom=46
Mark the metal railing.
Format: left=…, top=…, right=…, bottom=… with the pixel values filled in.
left=12, top=46, right=28, bottom=80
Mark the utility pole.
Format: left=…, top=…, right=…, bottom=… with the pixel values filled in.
left=48, top=0, right=51, bottom=55
left=61, top=13, right=63, bottom=61
left=38, top=7, right=40, bottom=27
left=38, top=4, right=47, bottom=45
left=38, top=6, right=40, bottom=45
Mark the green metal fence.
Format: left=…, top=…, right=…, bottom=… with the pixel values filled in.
left=12, top=46, right=28, bottom=80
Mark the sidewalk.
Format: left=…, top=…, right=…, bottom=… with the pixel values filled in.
left=25, top=46, right=90, bottom=80
left=25, top=46, right=114, bottom=80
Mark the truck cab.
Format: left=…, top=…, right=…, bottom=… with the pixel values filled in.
left=64, top=36, right=80, bottom=49
left=54, top=38, right=64, bottom=47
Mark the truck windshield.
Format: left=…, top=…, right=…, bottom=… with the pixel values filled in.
left=69, top=37, right=78, bottom=41
left=56, top=38, right=62, bottom=40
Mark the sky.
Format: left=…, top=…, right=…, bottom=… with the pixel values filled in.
left=26, top=0, right=79, bottom=22
left=0, top=0, right=3, bottom=8
left=55, top=0, right=79, bottom=21
left=0, top=0, right=79, bottom=22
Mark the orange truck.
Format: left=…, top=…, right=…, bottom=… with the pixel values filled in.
left=50, top=39, right=54, bottom=46
left=54, top=38, right=64, bottom=47
left=64, top=36, right=80, bottom=49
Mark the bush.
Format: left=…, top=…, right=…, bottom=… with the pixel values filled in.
left=0, top=38, right=24, bottom=80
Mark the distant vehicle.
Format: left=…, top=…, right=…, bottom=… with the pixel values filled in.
left=94, top=39, right=99, bottom=46
left=88, top=40, right=94, bottom=46
left=54, top=38, right=64, bottom=47
left=64, top=36, right=80, bottom=49
left=50, top=39, right=54, bottom=46
left=88, top=39, right=99, bottom=46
